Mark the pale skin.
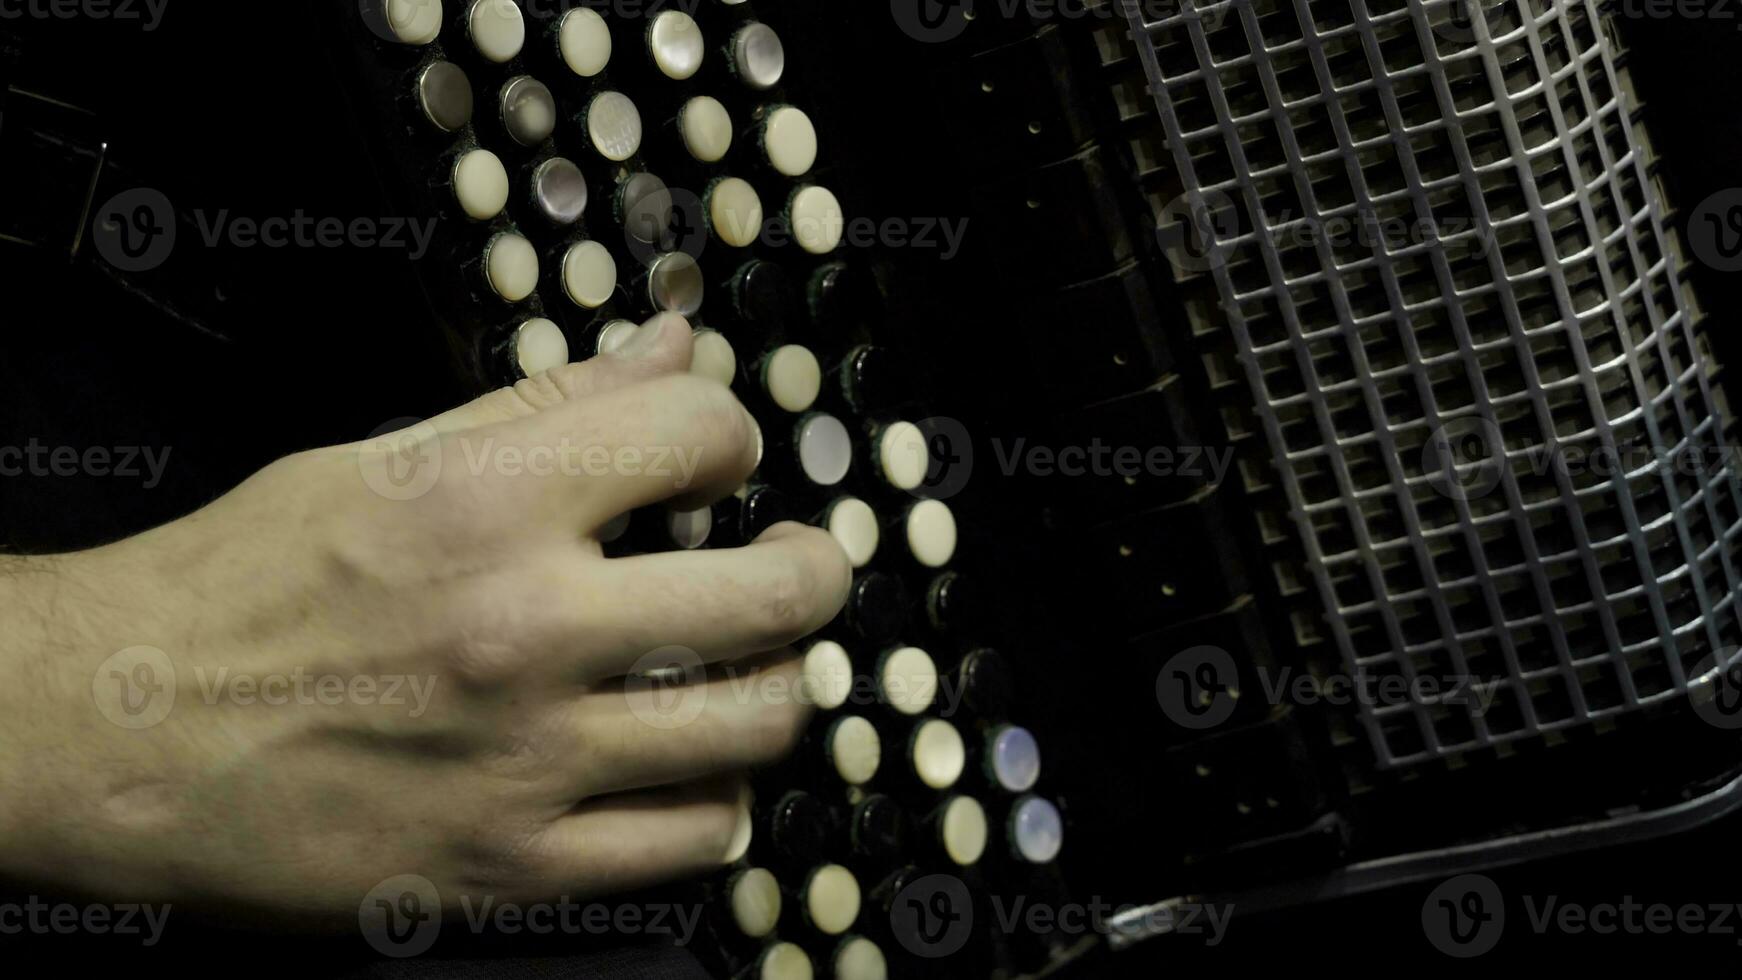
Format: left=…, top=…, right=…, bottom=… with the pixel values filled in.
left=0, top=311, right=850, bottom=924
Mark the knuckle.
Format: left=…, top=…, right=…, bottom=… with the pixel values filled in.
left=664, top=374, right=752, bottom=456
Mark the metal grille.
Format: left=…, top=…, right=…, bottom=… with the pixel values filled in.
left=1120, top=0, right=1742, bottom=769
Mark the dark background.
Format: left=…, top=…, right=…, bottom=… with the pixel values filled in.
left=0, top=1, right=1739, bottom=972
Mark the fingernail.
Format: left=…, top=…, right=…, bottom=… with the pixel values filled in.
left=619, top=312, right=678, bottom=357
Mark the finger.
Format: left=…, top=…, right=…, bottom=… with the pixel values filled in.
left=538, top=778, right=749, bottom=896
left=488, top=370, right=763, bottom=533
left=427, top=312, right=696, bottom=433
left=573, top=651, right=811, bottom=796
left=567, top=523, right=852, bottom=678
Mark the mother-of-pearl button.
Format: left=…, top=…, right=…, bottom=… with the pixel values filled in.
left=763, top=107, right=818, bottom=177
left=532, top=157, right=587, bottom=226
left=912, top=718, right=965, bottom=790
left=941, top=796, right=989, bottom=866
left=514, top=318, right=568, bottom=377
left=828, top=715, right=880, bottom=785
left=500, top=76, right=556, bottom=146
left=417, top=62, right=473, bottom=132
left=467, top=0, right=525, bottom=63
left=802, top=640, right=853, bottom=710
left=877, top=421, right=929, bottom=490
left=647, top=10, right=705, bottom=80
left=763, top=344, right=821, bottom=413
left=988, top=724, right=1041, bottom=793
left=484, top=233, right=538, bottom=302
left=803, top=865, right=861, bottom=936
left=732, top=22, right=785, bottom=90
left=759, top=943, right=812, bottom=980
left=376, top=0, right=442, bottom=45
left=689, top=328, right=737, bottom=386
left=598, top=511, right=631, bottom=544
left=730, top=868, right=781, bottom=938
left=679, top=96, right=733, bottom=163
left=826, top=497, right=879, bottom=568
left=905, top=498, right=957, bottom=567
left=667, top=506, right=712, bottom=549
left=562, top=240, right=616, bottom=308
left=586, top=92, right=642, bottom=161
left=649, top=252, right=705, bottom=316
left=558, top=7, right=611, bottom=77
left=879, top=646, right=938, bottom=715
left=595, top=319, right=638, bottom=355
left=1011, top=796, right=1063, bottom=864
left=790, top=186, right=844, bottom=256
left=453, top=149, right=510, bottom=221
left=709, top=178, right=764, bottom=248
left=833, top=937, right=887, bottom=980
left=797, top=414, right=852, bottom=486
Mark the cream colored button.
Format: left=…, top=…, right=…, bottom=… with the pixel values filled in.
left=679, top=96, right=733, bottom=163
left=790, top=185, right=844, bottom=255
left=879, top=646, right=938, bottom=716
left=829, top=715, right=880, bottom=785
left=562, top=240, right=616, bottom=309
left=730, top=868, right=781, bottom=938
left=586, top=91, right=642, bottom=161
left=941, top=796, right=989, bottom=866
left=759, top=943, right=812, bottom=980
left=878, top=421, right=928, bottom=490
left=648, top=10, right=704, bottom=80
left=764, top=107, right=818, bottom=177
left=912, top=718, right=965, bottom=790
left=467, top=0, right=524, bottom=63
left=709, top=178, right=764, bottom=249
left=484, top=233, right=538, bottom=303
left=724, top=786, right=754, bottom=864
left=905, top=499, right=957, bottom=568
left=804, top=864, right=861, bottom=936
left=377, top=0, right=442, bottom=45
left=833, top=937, right=888, bottom=980
left=514, top=318, right=568, bottom=377
left=667, top=506, right=712, bottom=549
left=763, top=344, right=821, bottom=413
left=690, top=329, right=737, bottom=386
left=827, top=497, right=879, bottom=568
left=453, top=150, right=509, bottom=221
left=558, top=7, right=611, bottom=77
left=595, top=319, right=639, bottom=356
left=802, top=640, right=853, bottom=710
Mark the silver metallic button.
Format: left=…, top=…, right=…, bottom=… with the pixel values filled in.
left=647, top=251, right=704, bottom=316
left=531, top=157, right=587, bottom=226
left=500, top=76, right=557, bottom=147
left=619, top=172, right=673, bottom=246
left=731, top=23, right=785, bottom=90
left=416, top=61, right=473, bottom=133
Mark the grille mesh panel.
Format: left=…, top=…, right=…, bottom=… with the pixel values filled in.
left=1120, top=0, right=1742, bottom=769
